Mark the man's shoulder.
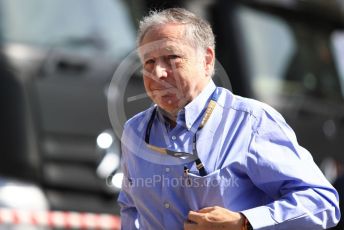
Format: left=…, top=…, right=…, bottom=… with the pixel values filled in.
left=124, top=106, right=154, bottom=129
left=217, top=88, right=270, bottom=117
left=227, top=94, right=288, bottom=134
left=121, top=107, right=154, bottom=143
left=230, top=93, right=284, bottom=122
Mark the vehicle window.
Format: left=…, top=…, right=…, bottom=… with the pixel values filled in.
left=0, top=0, right=136, bottom=58
left=236, top=5, right=343, bottom=105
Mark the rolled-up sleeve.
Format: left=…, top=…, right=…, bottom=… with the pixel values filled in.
left=241, top=109, right=340, bottom=229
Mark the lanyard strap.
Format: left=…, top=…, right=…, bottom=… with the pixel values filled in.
left=145, top=89, right=219, bottom=163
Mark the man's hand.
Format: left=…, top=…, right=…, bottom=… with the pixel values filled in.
left=184, top=206, right=245, bottom=230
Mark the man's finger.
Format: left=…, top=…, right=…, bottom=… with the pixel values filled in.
left=197, top=206, right=216, bottom=213
left=188, top=211, right=206, bottom=223
left=183, top=221, right=198, bottom=230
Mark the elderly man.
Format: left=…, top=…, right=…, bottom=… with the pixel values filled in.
left=118, top=8, right=340, bottom=230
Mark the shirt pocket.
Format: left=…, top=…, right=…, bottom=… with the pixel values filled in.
left=183, top=168, right=226, bottom=210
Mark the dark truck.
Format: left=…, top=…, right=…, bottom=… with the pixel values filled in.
left=0, top=0, right=138, bottom=214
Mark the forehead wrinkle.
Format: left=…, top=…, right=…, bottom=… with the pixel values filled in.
left=142, top=43, right=185, bottom=60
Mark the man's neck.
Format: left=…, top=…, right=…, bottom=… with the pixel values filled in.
left=157, top=107, right=177, bottom=128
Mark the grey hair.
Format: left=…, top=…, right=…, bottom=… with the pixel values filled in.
left=137, top=8, right=215, bottom=52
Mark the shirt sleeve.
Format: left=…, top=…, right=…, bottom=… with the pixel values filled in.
left=117, top=131, right=139, bottom=230
left=241, top=109, right=340, bottom=230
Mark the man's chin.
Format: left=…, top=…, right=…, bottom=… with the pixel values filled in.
left=157, top=95, right=178, bottom=105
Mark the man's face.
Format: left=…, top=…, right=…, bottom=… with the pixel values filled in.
left=139, top=24, right=214, bottom=115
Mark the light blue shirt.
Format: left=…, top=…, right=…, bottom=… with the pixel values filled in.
left=118, top=80, right=340, bottom=229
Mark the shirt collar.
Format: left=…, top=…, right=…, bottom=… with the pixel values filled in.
left=183, top=80, right=216, bottom=130
left=156, top=80, right=216, bottom=131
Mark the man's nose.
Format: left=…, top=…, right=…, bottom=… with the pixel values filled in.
left=153, top=60, right=168, bottom=79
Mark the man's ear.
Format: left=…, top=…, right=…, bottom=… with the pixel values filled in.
left=204, top=47, right=215, bottom=77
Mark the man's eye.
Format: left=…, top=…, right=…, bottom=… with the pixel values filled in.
left=144, top=59, right=155, bottom=65
left=168, top=55, right=180, bottom=60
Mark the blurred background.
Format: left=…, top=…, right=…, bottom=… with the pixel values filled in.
left=0, top=0, right=343, bottom=229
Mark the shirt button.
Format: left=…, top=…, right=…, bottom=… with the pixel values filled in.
left=165, top=167, right=170, bottom=172
left=164, top=202, right=170, bottom=209
left=171, top=135, right=177, bottom=140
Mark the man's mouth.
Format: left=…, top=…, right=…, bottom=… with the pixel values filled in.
left=151, top=87, right=176, bottom=95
